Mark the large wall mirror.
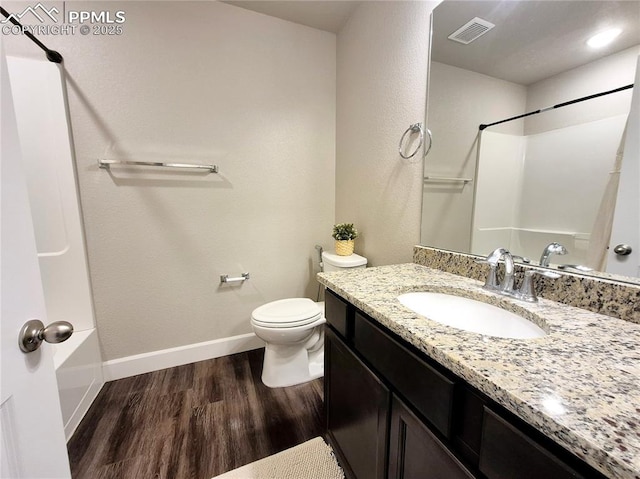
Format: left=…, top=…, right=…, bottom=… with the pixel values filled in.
left=422, top=0, right=640, bottom=282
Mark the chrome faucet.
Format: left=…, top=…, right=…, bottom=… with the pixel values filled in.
left=478, top=247, right=562, bottom=302
left=512, top=269, right=561, bottom=302
left=480, top=248, right=515, bottom=293
left=539, top=242, right=568, bottom=267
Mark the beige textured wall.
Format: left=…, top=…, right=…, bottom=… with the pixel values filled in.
left=335, top=1, right=435, bottom=267
left=4, top=1, right=336, bottom=361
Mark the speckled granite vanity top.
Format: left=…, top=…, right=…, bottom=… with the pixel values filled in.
left=318, top=263, right=640, bottom=479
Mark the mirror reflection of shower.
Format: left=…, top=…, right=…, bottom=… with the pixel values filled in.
left=421, top=0, right=640, bottom=279
left=472, top=100, right=630, bottom=270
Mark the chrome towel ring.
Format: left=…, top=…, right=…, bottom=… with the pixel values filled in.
left=398, top=123, right=432, bottom=159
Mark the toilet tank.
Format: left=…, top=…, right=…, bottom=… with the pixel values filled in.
left=322, top=251, right=367, bottom=272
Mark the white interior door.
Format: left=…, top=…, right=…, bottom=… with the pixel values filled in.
left=1, top=51, right=71, bottom=478
left=608, top=56, right=640, bottom=277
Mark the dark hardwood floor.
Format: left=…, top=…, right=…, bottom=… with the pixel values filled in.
left=68, top=348, right=325, bottom=479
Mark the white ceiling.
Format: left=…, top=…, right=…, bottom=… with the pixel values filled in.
left=431, top=0, right=640, bottom=85
left=222, top=1, right=361, bottom=34
left=222, top=0, right=640, bottom=85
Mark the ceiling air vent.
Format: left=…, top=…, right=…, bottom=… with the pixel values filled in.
left=448, top=17, right=495, bottom=44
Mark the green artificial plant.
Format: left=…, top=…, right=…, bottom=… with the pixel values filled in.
left=332, top=223, right=359, bottom=241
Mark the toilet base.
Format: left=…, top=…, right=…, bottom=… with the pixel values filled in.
left=261, top=342, right=324, bottom=388
left=308, top=349, right=324, bottom=380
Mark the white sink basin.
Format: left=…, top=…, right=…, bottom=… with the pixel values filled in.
left=397, top=292, right=547, bottom=339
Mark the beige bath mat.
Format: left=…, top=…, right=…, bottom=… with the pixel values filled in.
left=212, top=437, right=345, bottom=479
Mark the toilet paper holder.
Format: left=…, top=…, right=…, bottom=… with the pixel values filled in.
left=220, top=272, right=250, bottom=283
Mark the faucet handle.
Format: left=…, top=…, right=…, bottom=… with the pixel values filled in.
left=512, top=255, right=531, bottom=264
left=475, top=258, right=500, bottom=290
left=516, top=269, right=561, bottom=302
left=476, top=249, right=516, bottom=292
left=485, top=247, right=509, bottom=266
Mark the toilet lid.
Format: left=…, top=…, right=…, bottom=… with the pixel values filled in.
left=251, top=298, right=322, bottom=328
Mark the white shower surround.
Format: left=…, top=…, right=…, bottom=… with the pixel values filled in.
left=473, top=114, right=629, bottom=264
left=53, top=330, right=103, bottom=440
left=6, top=56, right=104, bottom=440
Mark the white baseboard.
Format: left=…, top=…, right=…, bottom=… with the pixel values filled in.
left=102, top=333, right=265, bottom=382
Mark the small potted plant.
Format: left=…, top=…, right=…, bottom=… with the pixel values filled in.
left=332, top=223, right=359, bottom=256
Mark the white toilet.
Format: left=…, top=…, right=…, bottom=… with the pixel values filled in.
left=251, top=252, right=367, bottom=388
left=322, top=251, right=367, bottom=273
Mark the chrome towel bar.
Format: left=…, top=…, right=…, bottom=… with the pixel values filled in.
left=424, top=176, right=473, bottom=183
left=98, top=159, right=218, bottom=173
left=220, top=273, right=250, bottom=284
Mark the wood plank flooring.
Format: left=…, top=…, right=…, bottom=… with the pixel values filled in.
left=68, top=348, right=324, bottom=479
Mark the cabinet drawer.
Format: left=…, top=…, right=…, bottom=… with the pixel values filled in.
left=389, top=396, right=474, bottom=479
left=479, top=408, right=584, bottom=479
left=354, top=312, right=455, bottom=438
left=325, top=289, right=350, bottom=339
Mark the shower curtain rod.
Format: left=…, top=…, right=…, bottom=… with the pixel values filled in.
left=0, top=6, right=63, bottom=63
left=479, top=83, right=634, bottom=131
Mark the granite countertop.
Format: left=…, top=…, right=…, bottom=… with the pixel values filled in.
left=318, top=263, right=640, bottom=479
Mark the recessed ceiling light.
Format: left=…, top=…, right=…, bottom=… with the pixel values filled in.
left=587, top=28, right=622, bottom=48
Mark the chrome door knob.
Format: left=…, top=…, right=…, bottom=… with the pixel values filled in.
left=19, top=319, right=73, bottom=353
left=613, top=244, right=633, bottom=256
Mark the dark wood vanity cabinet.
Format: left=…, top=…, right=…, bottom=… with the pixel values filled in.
left=354, top=310, right=455, bottom=439
left=325, top=327, right=389, bottom=479
left=389, top=395, right=474, bottom=479
left=324, top=288, right=351, bottom=340
left=323, top=288, right=606, bottom=479
left=479, top=408, right=585, bottom=479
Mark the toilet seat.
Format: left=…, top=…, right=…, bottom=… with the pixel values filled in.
left=251, top=298, right=323, bottom=329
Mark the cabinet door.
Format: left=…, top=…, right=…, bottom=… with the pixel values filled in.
left=479, top=408, right=585, bottom=479
left=389, top=396, right=475, bottom=479
left=325, top=327, right=390, bottom=479
left=452, top=384, right=485, bottom=467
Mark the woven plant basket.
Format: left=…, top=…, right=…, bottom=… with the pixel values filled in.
left=335, top=240, right=355, bottom=256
